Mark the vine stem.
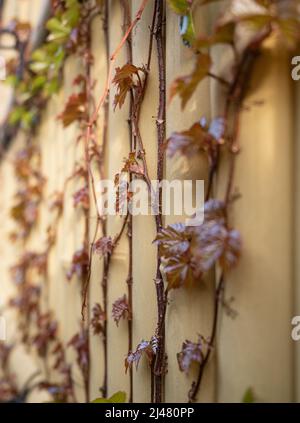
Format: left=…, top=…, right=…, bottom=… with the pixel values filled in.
left=207, top=72, right=230, bottom=87
left=188, top=274, right=224, bottom=403
left=99, top=0, right=110, bottom=399
left=153, top=0, right=166, bottom=404
left=188, top=25, right=272, bottom=403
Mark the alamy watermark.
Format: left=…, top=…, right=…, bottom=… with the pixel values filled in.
left=96, top=176, right=205, bottom=226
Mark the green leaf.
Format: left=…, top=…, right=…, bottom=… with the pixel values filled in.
left=242, top=388, right=255, bottom=403
left=167, top=0, right=190, bottom=15
left=92, top=391, right=126, bottom=403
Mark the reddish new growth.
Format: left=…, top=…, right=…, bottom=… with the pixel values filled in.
left=112, top=64, right=145, bottom=110
left=67, top=246, right=89, bottom=281
left=32, top=312, right=58, bottom=358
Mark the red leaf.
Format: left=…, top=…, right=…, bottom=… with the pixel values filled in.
left=90, top=303, right=106, bottom=335
left=204, top=199, right=226, bottom=222
left=155, top=224, right=194, bottom=289
left=122, top=152, right=144, bottom=176
left=156, top=201, right=242, bottom=288
left=112, top=64, right=141, bottom=110
left=167, top=123, right=207, bottom=158
left=32, top=312, right=58, bottom=357
left=154, top=223, right=191, bottom=257
left=9, top=19, right=31, bottom=42
left=163, top=255, right=195, bottom=289
left=193, top=220, right=242, bottom=273
left=166, top=117, right=224, bottom=162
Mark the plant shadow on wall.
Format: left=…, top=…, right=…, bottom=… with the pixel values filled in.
left=0, top=0, right=299, bottom=403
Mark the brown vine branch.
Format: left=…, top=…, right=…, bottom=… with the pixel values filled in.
left=188, top=24, right=272, bottom=403
left=188, top=273, right=224, bottom=403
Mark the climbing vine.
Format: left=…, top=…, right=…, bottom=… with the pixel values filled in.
left=0, top=0, right=299, bottom=404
